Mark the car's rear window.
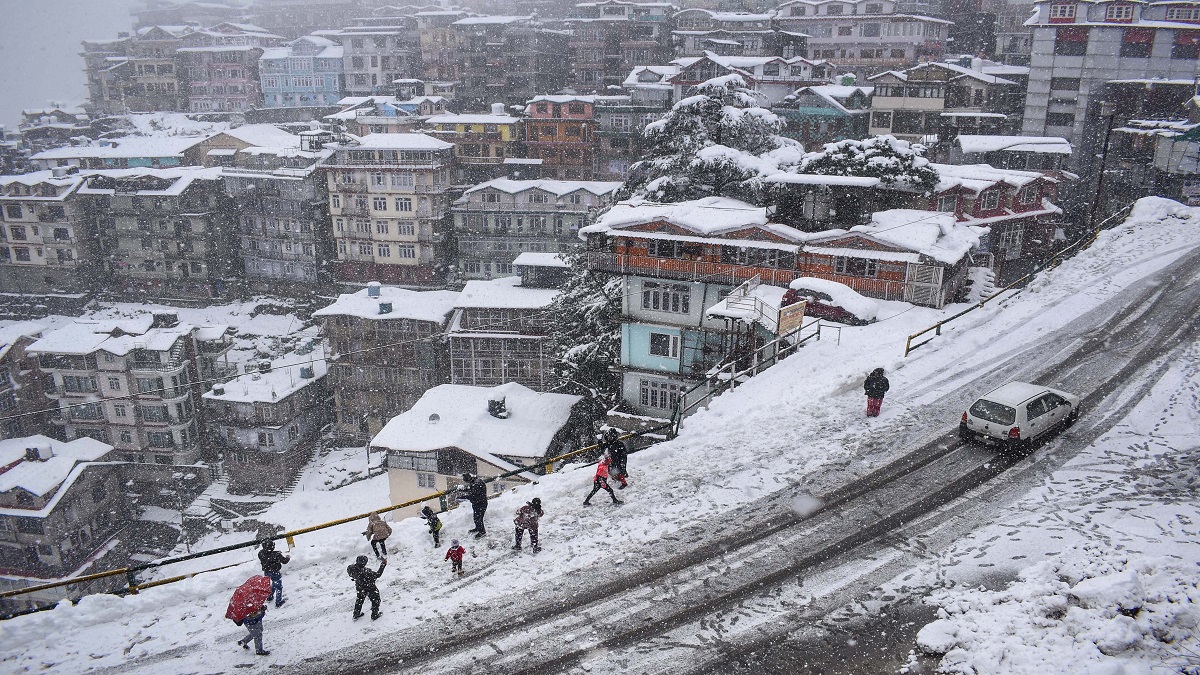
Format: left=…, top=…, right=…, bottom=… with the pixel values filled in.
left=970, top=399, right=1016, bottom=425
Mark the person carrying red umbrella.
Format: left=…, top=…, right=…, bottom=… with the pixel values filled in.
left=226, top=575, right=273, bottom=656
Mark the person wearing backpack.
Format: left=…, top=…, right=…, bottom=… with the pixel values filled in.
left=347, top=555, right=387, bottom=620
left=363, top=512, right=392, bottom=559
left=864, top=367, right=890, bottom=417
left=420, top=505, right=442, bottom=547
left=257, top=539, right=290, bottom=608
left=235, top=604, right=270, bottom=655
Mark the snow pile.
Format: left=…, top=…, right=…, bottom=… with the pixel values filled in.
left=788, top=277, right=880, bottom=321
left=917, top=547, right=1200, bottom=673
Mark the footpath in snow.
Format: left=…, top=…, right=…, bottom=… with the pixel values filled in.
left=1, top=198, right=1199, bottom=674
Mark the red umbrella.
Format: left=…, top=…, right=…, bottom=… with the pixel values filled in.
left=226, top=575, right=272, bottom=624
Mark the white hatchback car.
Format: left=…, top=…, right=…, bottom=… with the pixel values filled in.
left=960, top=381, right=1080, bottom=450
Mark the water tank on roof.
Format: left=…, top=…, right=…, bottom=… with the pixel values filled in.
left=300, top=366, right=315, bottom=379
left=213, top=385, right=225, bottom=395
left=491, top=102, right=505, bottom=116
left=367, top=281, right=381, bottom=297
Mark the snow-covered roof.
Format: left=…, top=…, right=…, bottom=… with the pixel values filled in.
left=0, top=435, right=114, bottom=500
left=347, top=133, right=454, bottom=151
left=426, top=113, right=520, bottom=126
left=0, top=321, right=45, bottom=362
left=219, top=124, right=300, bottom=148
left=584, top=197, right=787, bottom=238
left=27, top=318, right=203, bottom=357
left=761, top=173, right=882, bottom=187
left=370, top=382, right=581, bottom=460
left=75, top=166, right=225, bottom=196
left=203, top=344, right=328, bottom=404
left=818, top=209, right=982, bottom=265
left=312, top=286, right=459, bottom=324
left=452, top=14, right=532, bottom=24
left=526, top=94, right=598, bottom=106
left=933, top=163, right=1047, bottom=194
left=512, top=252, right=568, bottom=268
left=462, top=178, right=622, bottom=198
left=30, top=136, right=207, bottom=160
left=790, top=85, right=873, bottom=115
left=624, top=65, right=681, bottom=88
left=454, top=276, right=559, bottom=310
left=955, top=135, right=1073, bottom=155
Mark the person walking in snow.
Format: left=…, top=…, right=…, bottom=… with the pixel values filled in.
left=257, top=539, right=290, bottom=608
left=864, top=367, right=890, bottom=418
left=455, top=473, right=489, bottom=538
left=513, top=498, right=543, bottom=552
left=363, top=512, right=392, bottom=559
left=583, top=456, right=622, bottom=506
left=445, top=539, right=467, bottom=576
left=600, top=429, right=629, bottom=489
left=421, top=505, right=443, bottom=547
left=347, top=554, right=387, bottom=620
left=236, top=604, right=270, bottom=655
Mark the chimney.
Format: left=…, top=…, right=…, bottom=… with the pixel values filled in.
left=367, top=281, right=382, bottom=297
left=300, top=366, right=315, bottom=379
left=378, top=302, right=392, bottom=314
left=487, top=393, right=508, bottom=419
left=213, top=384, right=225, bottom=395
left=491, top=102, right=505, bottom=116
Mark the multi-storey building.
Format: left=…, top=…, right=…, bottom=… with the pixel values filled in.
left=252, top=0, right=364, bottom=39
left=417, top=10, right=471, bottom=87
left=452, top=178, right=621, bottom=279
left=672, top=9, right=805, bottom=57
left=221, top=130, right=335, bottom=292
left=773, top=84, right=874, bottom=147
left=1020, top=0, right=1200, bottom=174
left=202, top=344, right=330, bottom=495
left=312, top=283, right=459, bottom=443
left=177, top=23, right=281, bottom=112
left=867, top=61, right=1024, bottom=141
left=0, top=170, right=94, bottom=295
left=0, top=435, right=128, bottom=610
left=996, top=0, right=1037, bottom=64
left=28, top=136, right=209, bottom=172
left=28, top=313, right=233, bottom=466
left=453, top=16, right=570, bottom=109
left=323, top=133, right=455, bottom=286
left=593, top=94, right=670, bottom=179
left=774, top=0, right=951, bottom=69
left=524, top=95, right=599, bottom=180
left=81, top=37, right=133, bottom=117
left=328, top=95, right=447, bottom=136
left=668, top=53, right=831, bottom=105
left=0, top=323, right=49, bottom=440
left=332, top=19, right=422, bottom=97
left=425, top=107, right=525, bottom=184
left=76, top=167, right=240, bottom=299
left=127, top=25, right=193, bottom=111
left=258, top=35, right=345, bottom=107
left=448, top=277, right=559, bottom=389
left=16, top=107, right=90, bottom=157
left=566, top=1, right=677, bottom=92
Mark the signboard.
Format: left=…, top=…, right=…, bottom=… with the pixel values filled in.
left=778, top=300, right=806, bottom=336
left=1182, top=179, right=1200, bottom=207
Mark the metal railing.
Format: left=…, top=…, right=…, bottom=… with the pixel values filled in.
left=904, top=202, right=1136, bottom=356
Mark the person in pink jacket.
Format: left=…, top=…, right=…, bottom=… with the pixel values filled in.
left=513, top=498, right=543, bottom=552
left=583, top=457, right=622, bottom=506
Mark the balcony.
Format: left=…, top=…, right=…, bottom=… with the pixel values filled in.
left=586, top=252, right=802, bottom=288
left=129, top=358, right=186, bottom=373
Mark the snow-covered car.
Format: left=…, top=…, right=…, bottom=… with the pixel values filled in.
left=782, top=277, right=879, bottom=326
left=959, top=381, right=1080, bottom=450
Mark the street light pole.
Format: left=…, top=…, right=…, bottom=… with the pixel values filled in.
left=172, top=471, right=191, bottom=554
left=1087, top=100, right=1116, bottom=235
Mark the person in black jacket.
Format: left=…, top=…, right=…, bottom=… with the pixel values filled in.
left=456, top=473, right=488, bottom=538
left=258, top=539, right=290, bottom=608
left=864, top=368, right=890, bottom=417
left=600, top=429, right=629, bottom=489
left=347, top=554, right=387, bottom=620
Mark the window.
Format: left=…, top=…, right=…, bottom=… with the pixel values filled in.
left=258, top=432, right=275, bottom=447
left=834, top=257, right=878, bottom=277
left=377, top=243, right=391, bottom=257
left=358, top=242, right=372, bottom=256
left=938, top=195, right=958, bottom=212
left=826, top=4, right=843, bottom=14
left=639, top=379, right=680, bottom=410
left=980, top=191, right=1000, bottom=210
left=375, top=220, right=389, bottom=235
left=1173, top=31, right=1200, bottom=58
left=863, top=23, right=880, bottom=37
left=372, top=173, right=385, bottom=186
left=872, top=111, right=892, bottom=128
left=1054, top=27, right=1088, bottom=55
left=1167, top=7, right=1200, bottom=21
left=9, top=226, right=26, bottom=240
left=394, top=197, right=412, bottom=211
left=107, top=377, right=121, bottom=390
left=641, top=282, right=690, bottom=314
left=1048, top=3, right=1076, bottom=19
left=417, top=472, right=437, bottom=488
left=838, top=25, right=853, bottom=36
left=114, top=404, right=127, bottom=418
left=1050, top=77, right=1080, bottom=91
left=1120, top=28, right=1153, bottom=57
left=373, top=197, right=387, bottom=211
left=391, top=173, right=414, bottom=188
left=1018, top=187, right=1037, bottom=205
left=866, top=2, right=882, bottom=12
left=649, top=332, right=680, bottom=358
left=397, top=222, right=415, bottom=236
left=397, top=244, right=416, bottom=258
left=3, top=205, right=20, bottom=219
left=63, top=375, right=98, bottom=393
left=1106, top=4, right=1134, bottom=21
left=1046, top=112, right=1075, bottom=127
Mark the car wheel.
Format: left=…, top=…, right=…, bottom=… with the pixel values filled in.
left=1065, top=407, right=1080, bottom=426
left=958, top=423, right=972, bottom=443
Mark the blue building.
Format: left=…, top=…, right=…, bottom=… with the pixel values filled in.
left=259, top=35, right=345, bottom=108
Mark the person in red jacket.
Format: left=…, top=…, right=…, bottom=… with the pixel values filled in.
left=513, top=498, right=543, bottom=552
left=445, top=539, right=467, bottom=576
left=583, top=457, right=622, bottom=506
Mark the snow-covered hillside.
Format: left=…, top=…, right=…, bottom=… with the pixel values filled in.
left=2, top=197, right=1199, bottom=674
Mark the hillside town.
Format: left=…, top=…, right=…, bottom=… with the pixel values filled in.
left=0, top=0, right=1199, bottom=672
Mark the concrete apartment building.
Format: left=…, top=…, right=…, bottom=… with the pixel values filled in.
left=177, top=23, right=282, bottom=112
left=453, top=16, right=570, bottom=109
left=76, top=167, right=240, bottom=300
left=80, top=25, right=192, bottom=116
left=323, top=133, right=455, bottom=286
left=417, top=10, right=471, bottom=90
left=1020, top=0, right=1200, bottom=173
left=565, top=1, right=677, bottom=92
left=202, top=343, right=330, bottom=495
left=672, top=9, right=806, bottom=58
left=0, top=323, right=49, bottom=440
left=0, top=435, right=128, bottom=611
left=259, top=35, right=345, bottom=107
left=329, top=18, right=422, bottom=97
left=28, top=313, right=233, bottom=467
left=524, top=95, right=600, bottom=180
left=774, top=0, right=952, bottom=70
left=221, top=130, right=335, bottom=292
left=447, top=276, right=559, bottom=390
left=867, top=61, right=1025, bottom=141
left=0, top=171, right=94, bottom=295
left=593, top=93, right=670, bottom=179
left=451, top=178, right=621, bottom=280
left=312, top=284, right=459, bottom=444
left=424, top=108, right=526, bottom=184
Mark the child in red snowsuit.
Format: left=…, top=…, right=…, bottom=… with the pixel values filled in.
left=445, top=539, right=467, bottom=576
left=583, top=457, right=622, bottom=506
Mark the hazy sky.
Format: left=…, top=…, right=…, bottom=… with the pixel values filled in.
left=0, top=0, right=142, bottom=129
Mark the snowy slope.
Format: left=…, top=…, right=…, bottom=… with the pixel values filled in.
left=2, top=198, right=1199, bottom=674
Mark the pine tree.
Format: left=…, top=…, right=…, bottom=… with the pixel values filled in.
left=798, top=135, right=939, bottom=194
left=545, top=246, right=623, bottom=412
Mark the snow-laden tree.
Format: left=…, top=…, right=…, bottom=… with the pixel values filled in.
left=546, top=245, right=623, bottom=413
left=798, top=135, right=939, bottom=194
left=618, top=75, right=804, bottom=205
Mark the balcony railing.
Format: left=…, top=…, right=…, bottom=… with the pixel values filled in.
left=129, top=358, right=187, bottom=373
left=586, top=252, right=803, bottom=288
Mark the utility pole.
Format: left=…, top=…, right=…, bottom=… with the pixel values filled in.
left=1086, top=100, right=1116, bottom=236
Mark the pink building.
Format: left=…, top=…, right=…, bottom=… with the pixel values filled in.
left=177, top=23, right=282, bottom=112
